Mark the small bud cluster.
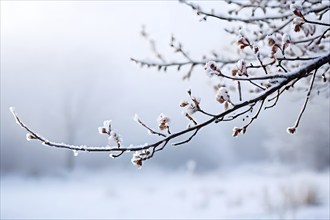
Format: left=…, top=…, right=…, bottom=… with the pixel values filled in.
left=131, top=149, right=151, bottom=168
left=181, top=100, right=199, bottom=116
left=287, top=127, right=296, bottom=135
left=232, top=59, right=247, bottom=77
left=204, top=61, right=220, bottom=76
left=266, top=33, right=292, bottom=58
left=293, top=17, right=305, bottom=32
left=110, top=131, right=122, bottom=146
left=290, top=4, right=316, bottom=37
left=180, top=90, right=201, bottom=117
left=290, top=3, right=304, bottom=18
left=98, top=120, right=112, bottom=135
left=237, top=35, right=250, bottom=49
left=216, top=87, right=231, bottom=110
left=266, top=34, right=280, bottom=58
left=232, top=126, right=246, bottom=137
left=293, top=17, right=315, bottom=36
left=98, top=120, right=122, bottom=147
left=157, top=113, right=171, bottom=134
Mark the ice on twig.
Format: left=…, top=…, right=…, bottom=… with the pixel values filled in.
left=133, top=114, right=139, bottom=122
left=9, top=106, right=16, bottom=113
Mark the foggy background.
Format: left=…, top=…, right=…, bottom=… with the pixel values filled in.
left=1, top=1, right=329, bottom=175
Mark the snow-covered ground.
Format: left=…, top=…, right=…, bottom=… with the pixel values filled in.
left=1, top=165, right=329, bottom=219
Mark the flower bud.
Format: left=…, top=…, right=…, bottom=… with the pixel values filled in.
left=287, top=127, right=296, bottom=135
left=216, top=87, right=231, bottom=104
left=290, top=3, right=304, bottom=18
left=26, top=133, right=36, bottom=141
left=179, top=101, right=189, bottom=107
left=232, top=127, right=242, bottom=137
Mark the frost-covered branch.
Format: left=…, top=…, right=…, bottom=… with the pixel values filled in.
left=10, top=53, right=330, bottom=167
left=11, top=0, right=330, bottom=168
left=131, top=27, right=239, bottom=80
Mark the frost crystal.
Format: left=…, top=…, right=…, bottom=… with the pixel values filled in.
left=73, top=150, right=79, bottom=157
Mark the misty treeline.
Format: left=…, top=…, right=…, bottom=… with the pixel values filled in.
left=11, top=0, right=330, bottom=168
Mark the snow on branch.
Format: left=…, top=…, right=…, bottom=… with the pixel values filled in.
left=11, top=0, right=330, bottom=168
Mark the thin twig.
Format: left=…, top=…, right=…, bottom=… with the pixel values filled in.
left=289, top=69, right=318, bottom=132
left=11, top=53, right=329, bottom=157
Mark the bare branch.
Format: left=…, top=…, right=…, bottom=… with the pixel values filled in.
left=10, top=52, right=330, bottom=159
left=287, top=68, right=318, bottom=134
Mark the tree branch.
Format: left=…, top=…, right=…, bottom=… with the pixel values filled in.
left=10, top=52, right=330, bottom=164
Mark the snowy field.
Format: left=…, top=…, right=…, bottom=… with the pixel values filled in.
left=1, top=165, right=329, bottom=220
